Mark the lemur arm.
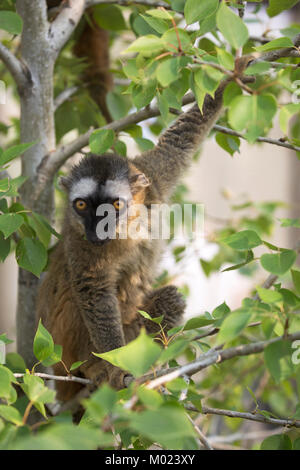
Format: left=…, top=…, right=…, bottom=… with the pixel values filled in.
left=133, top=84, right=226, bottom=198
left=70, top=267, right=125, bottom=353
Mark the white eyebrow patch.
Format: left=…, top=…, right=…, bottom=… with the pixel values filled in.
left=103, top=179, right=132, bottom=200
left=70, top=177, right=98, bottom=201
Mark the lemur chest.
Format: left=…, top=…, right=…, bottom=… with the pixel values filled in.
left=116, top=244, right=155, bottom=324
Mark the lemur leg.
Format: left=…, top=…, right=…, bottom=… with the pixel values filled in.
left=123, top=286, right=185, bottom=342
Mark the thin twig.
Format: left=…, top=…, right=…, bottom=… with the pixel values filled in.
left=138, top=331, right=300, bottom=388
left=14, top=372, right=93, bottom=385
left=187, top=414, right=214, bottom=450
left=86, top=0, right=171, bottom=9
left=185, top=404, right=300, bottom=429
left=213, top=124, right=300, bottom=153
left=54, top=85, right=79, bottom=111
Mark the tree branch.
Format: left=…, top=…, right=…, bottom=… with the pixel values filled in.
left=0, top=42, right=30, bottom=92
left=54, top=85, right=79, bottom=111
left=140, top=331, right=300, bottom=389
left=85, top=0, right=171, bottom=9
left=250, top=33, right=300, bottom=66
left=213, top=124, right=300, bottom=153
left=14, top=372, right=93, bottom=385
left=49, top=0, right=85, bottom=59
left=33, top=91, right=196, bottom=199
left=186, top=404, right=300, bottom=429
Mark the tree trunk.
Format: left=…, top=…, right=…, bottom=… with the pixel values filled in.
left=16, top=0, right=56, bottom=367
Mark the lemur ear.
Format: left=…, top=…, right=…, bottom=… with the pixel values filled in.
left=59, top=176, right=71, bottom=192
left=130, top=172, right=150, bottom=187
left=129, top=164, right=150, bottom=193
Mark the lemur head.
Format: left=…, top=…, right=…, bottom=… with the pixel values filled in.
left=60, top=154, right=150, bottom=245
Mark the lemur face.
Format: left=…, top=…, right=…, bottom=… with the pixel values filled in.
left=61, top=154, right=149, bottom=245
left=70, top=176, right=132, bottom=245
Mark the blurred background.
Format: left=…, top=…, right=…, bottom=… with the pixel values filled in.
left=0, top=3, right=299, bottom=353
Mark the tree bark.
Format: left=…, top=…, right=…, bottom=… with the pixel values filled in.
left=16, top=0, right=56, bottom=367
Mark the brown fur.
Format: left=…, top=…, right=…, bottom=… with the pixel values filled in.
left=37, top=90, right=224, bottom=400
left=73, top=9, right=113, bottom=122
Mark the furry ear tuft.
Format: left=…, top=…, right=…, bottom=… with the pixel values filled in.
left=129, top=172, right=150, bottom=194
left=59, top=176, right=71, bottom=191
left=130, top=173, right=150, bottom=188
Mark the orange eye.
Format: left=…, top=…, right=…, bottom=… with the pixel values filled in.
left=75, top=200, right=87, bottom=211
left=113, top=199, right=125, bottom=211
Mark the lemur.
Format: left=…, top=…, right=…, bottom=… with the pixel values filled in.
left=36, top=86, right=225, bottom=401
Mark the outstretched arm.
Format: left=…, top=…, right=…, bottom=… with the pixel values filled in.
left=133, top=83, right=226, bottom=198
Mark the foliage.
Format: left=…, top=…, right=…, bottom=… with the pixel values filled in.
left=0, top=0, right=300, bottom=450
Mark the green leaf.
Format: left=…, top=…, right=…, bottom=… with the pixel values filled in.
left=15, top=238, right=47, bottom=278
left=93, top=4, right=126, bottom=31
left=0, top=11, right=22, bottom=35
left=0, top=334, right=13, bottom=345
left=260, top=249, right=297, bottom=275
left=21, top=374, right=56, bottom=406
left=215, top=132, right=240, bottom=156
left=158, top=338, right=190, bottom=364
left=222, top=230, right=262, bottom=250
left=28, top=213, right=58, bottom=248
left=42, top=344, right=62, bottom=367
left=267, top=0, right=300, bottom=17
left=0, top=232, right=10, bottom=262
left=0, top=405, right=23, bottom=426
left=0, top=142, right=35, bottom=167
left=184, top=0, right=219, bottom=25
left=184, top=316, right=215, bottom=330
left=194, top=67, right=218, bottom=97
left=132, top=81, right=156, bottom=109
left=157, top=92, right=169, bottom=122
left=123, top=35, right=164, bottom=56
left=0, top=178, right=9, bottom=193
left=261, top=433, right=293, bottom=450
left=0, top=366, right=16, bottom=400
left=137, top=386, right=164, bottom=409
left=135, top=137, right=155, bottom=152
left=156, top=58, right=180, bottom=87
left=291, top=269, right=300, bottom=295
left=216, top=47, right=234, bottom=70
left=33, top=320, right=54, bottom=363
left=223, top=82, right=242, bottom=107
left=264, top=340, right=295, bottom=383
left=294, top=437, right=300, bottom=450
left=129, top=404, right=196, bottom=449
left=141, top=15, right=169, bottom=34
left=280, top=217, right=300, bottom=228
left=255, top=37, right=293, bottom=52
left=256, top=287, right=283, bottom=304
left=70, top=360, right=87, bottom=371
left=146, top=9, right=174, bottom=20
left=162, top=28, right=191, bottom=52
left=89, top=129, right=115, bottom=154
left=138, top=310, right=163, bottom=324
left=5, top=353, right=26, bottom=373
left=245, top=61, right=272, bottom=76
left=217, top=309, right=252, bottom=344
left=0, top=213, right=23, bottom=239
left=228, top=94, right=277, bottom=143
left=222, top=250, right=254, bottom=272
left=11, top=424, right=108, bottom=450
left=83, top=383, right=118, bottom=422
left=216, top=2, right=249, bottom=49
left=171, top=0, right=185, bottom=12
left=212, top=302, right=230, bottom=319
left=93, top=329, right=161, bottom=378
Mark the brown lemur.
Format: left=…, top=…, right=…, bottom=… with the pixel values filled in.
left=36, top=86, right=225, bottom=402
